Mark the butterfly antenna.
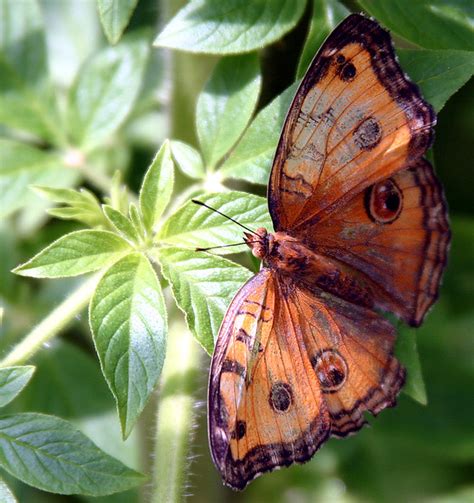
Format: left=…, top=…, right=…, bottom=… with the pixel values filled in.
left=195, top=241, right=259, bottom=252
left=192, top=200, right=259, bottom=236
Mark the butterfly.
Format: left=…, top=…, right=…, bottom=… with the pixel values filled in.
left=207, top=13, right=450, bottom=490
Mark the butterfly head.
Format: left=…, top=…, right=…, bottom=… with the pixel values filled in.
left=245, top=229, right=308, bottom=274
left=244, top=227, right=274, bottom=260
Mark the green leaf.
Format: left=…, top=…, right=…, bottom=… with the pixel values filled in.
left=15, top=341, right=112, bottom=418
left=41, top=1, right=100, bottom=88
left=34, top=185, right=106, bottom=227
left=103, top=205, right=141, bottom=244
left=0, top=413, right=144, bottom=495
left=155, top=247, right=252, bottom=353
left=0, top=140, right=78, bottom=219
left=396, top=329, right=427, bottom=405
left=68, top=34, right=149, bottom=149
left=139, top=141, right=174, bottom=233
left=399, top=49, right=474, bottom=113
left=170, top=140, right=205, bottom=180
left=13, top=230, right=132, bottom=278
left=106, top=170, right=129, bottom=214
left=0, top=0, right=61, bottom=141
left=360, top=0, right=474, bottom=51
left=0, top=477, right=17, bottom=503
left=154, top=0, right=306, bottom=54
left=297, top=0, right=349, bottom=78
left=220, top=82, right=298, bottom=184
left=97, top=0, right=139, bottom=45
left=129, top=203, right=147, bottom=241
left=34, top=185, right=98, bottom=206
left=0, top=366, right=35, bottom=407
left=74, top=409, right=141, bottom=476
left=159, top=191, right=272, bottom=253
left=196, top=54, right=261, bottom=169
left=391, top=303, right=474, bottom=462
left=89, top=253, right=167, bottom=438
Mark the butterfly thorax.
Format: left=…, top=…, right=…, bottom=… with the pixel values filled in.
left=245, top=228, right=373, bottom=307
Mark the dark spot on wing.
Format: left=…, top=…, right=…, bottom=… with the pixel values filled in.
left=312, top=350, right=348, bottom=393
left=353, top=116, right=382, bottom=150
left=365, top=178, right=403, bottom=223
left=269, top=382, right=293, bottom=412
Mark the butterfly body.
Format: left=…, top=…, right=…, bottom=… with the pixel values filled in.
left=208, top=13, right=450, bottom=490
left=246, top=228, right=374, bottom=307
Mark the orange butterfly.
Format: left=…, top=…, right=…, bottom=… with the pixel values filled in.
left=207, top=13, right=450, bottom=490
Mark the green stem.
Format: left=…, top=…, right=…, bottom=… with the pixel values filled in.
left=0, top=274, right=101, bottom=367
left=152, top=320, right=201, bottom=503
left=148, top=0, right=214, bottom=499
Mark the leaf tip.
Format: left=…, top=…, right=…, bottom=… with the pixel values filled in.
left=11, top=264, right=28, bottom=276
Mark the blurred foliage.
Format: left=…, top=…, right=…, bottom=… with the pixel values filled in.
left=0, top=0, right=473, bottom=502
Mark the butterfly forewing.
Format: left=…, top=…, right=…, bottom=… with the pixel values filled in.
left=269, top=14, right=435, bottom=231
left=209, top=269, right=330, bottom=489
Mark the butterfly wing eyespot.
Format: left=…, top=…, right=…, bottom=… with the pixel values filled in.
left=312, top=349, right=348, bottom=393
left=365, top=177, right=403, bottom=223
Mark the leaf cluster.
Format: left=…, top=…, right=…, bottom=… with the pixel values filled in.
left=0, top=0, right=473, bottom=500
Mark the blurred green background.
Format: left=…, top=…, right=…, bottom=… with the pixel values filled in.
left=0, top=0, right=473, bottom=502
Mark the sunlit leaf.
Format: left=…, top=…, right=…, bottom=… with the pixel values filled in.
left=0, top=413, right=144, bottom=495
left=196, top=54, right=261, bottom=169
left=154, top=0, right=306, bottom=54
left=13, top=230, right=132, bottom=278
left=68, top=34, right=149, bottom=149
left=89, top=253, right=167, bottom=437
left=360, top=0, right=474, bottom=50
left=0, top=0, right=61, bottom=141
left=139, top=141, right=174, bottom=233
left=103, top=205, right=141, bottom=244
left=128, top=203, right=147, bottom=241
left=155, top=247, right=252, bottom=353
left=34, top=185, right=106, bottom=227
left=159, top=191, right=272, bottom=253
left=0, top=367, right=35, bottom=408
left=0, top=140, right=78, bottom=219
left=220, top=82, right=298, bottom=184
left=170, top=140, right=205, bottom=180
left=97, top=0, right=139, bottom=44
left=399, top=49, right=474, bottom=113
left=41, top=1, right=101, bottom=88
left=106, top=171, right=130, bottom=215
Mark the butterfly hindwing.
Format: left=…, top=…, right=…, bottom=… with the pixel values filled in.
left=269, top=14, right=435, bottom=232
left=307, top=158, right=450, bottom=326
left=209, top=270, right=406, bottom=488
left=285, top=282, right=405, bottom=437
left=209, top=269, right=330, bottom=490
